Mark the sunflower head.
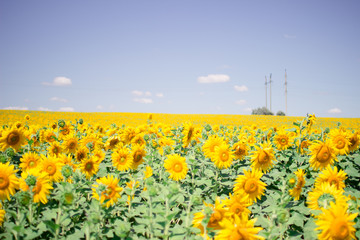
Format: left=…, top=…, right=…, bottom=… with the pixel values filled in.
left=309, top=140, right=337, bottom=170
left=212, top=143, right=234, bottom=169
left=164, top=154, right=188, bottom=181
left=0, top=126, right=26, bottom=152
left=250, top=142, right=276, bottom=172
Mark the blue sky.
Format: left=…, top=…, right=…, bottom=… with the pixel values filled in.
left=1, top=0, right=359, bottom=117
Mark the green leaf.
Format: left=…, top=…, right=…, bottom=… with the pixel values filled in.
left=303, top=218, right=318, bottom=240
left=288, top=212, right=304, bottom=228
left=44, top=220, right=60, bottom=234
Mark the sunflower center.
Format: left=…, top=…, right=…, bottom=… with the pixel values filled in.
left=85, top=162, right=93, bottom=171
left=280, top=137, right=288, bottom=145
left=0, top=176, right=10, bottom=190
left=134, top=152, right=143, bottom=163
left=120, top=157, right=126, bottom=163
left=318, top=193, right=335, bottom=209
left=187, top=127, right=194, bottom=140
left=231, top=204, right=244, bottom=215
left=209, top=210, right=222, bottom=224
left=335, top=137, right=346, bottom=149
left=64, top=193, right=74, bottom=204
left=174, top=163, right=183, bottom=172
left=244, top=179, right=258, bottom=193
left=221, top=152, right=229, bottom=162
left=110, top=139, right=118, bottom=147
left=46, top=164, right=56, bottom=175
left=29, top=161, right=36, bottom=167
left=328, top=177, right=339, bottom=187
left=258, top=150, right=269, bottom=164
left=69, top=141, right=76, bottom=149
left=105, top=187, right=115, bottom=198
left=236, top=145, right=245, bottom=155
left=33, top=181, right=42, bottom=194
left=331, top=219, right=350, bottom=240
left=7, top=132, right=20, bottom=145
left=317, top=146, right=331, bottom=163
left=78, top=152, right=85, bottom=161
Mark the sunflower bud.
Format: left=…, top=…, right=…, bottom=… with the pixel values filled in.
left=58, top=120, right=66, bottom=128
left=287, top=174, right=296, bottom=188
left=78, top=118, right=83, bottom=125
left=191, top=140, right=197, bottom=147
left=62, top=192, right=75, bottom=205
left=276, top=209, right=290, bottom=224
left=143, top=134, right=150, bottom=141
left=16, top=191, right=31, bottom=206
left=0, top=156, right=6, bottom=163
left=191, top=195, right=202, bottom=206
left=204, top=124, right=212, bottom=132
left=145, top=177, right=154, bottom=186
left=115, top=222, right=130, bottom=238
left=232, top=136, right=239, bottom=142
left=163, top=146, right=171, bottom=155
left=148, top=186, right=158, bottom=197
left=61, top=165, right=73, bottom=179
left=25, top=175, right=37, bottom=187
left=5, top=148, right=15, bottom=158
left=169, top=183, right=179, bottom=195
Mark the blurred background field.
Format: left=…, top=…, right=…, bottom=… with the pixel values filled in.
left=1, top=110, right=360, bottom=129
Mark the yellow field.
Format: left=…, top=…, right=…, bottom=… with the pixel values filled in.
left=1, top=110, right=360, bottom=129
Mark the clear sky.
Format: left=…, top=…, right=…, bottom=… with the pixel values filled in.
left=1, top=0, right=359, bottom=117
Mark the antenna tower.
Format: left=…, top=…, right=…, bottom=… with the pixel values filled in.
left=285, top=69, right=287, bottom=115
left=269, top=73, right=272, bottom=112
left=265, top=76, right=268, bottom=109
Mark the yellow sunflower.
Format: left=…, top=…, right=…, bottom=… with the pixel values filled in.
left=92, top=175, right=123, bottom=208
left=274, top=129, right=294, bottom=150
left=62, top=135, right=79, bottom=154
left=250, top=142, right=276, bottom=173
left=93, top=148, right=105, bottom=163
left=192, top=197, right=229, bottom=234
left=19, top=152, right=42, bottom=172
left=348, top=131, right=360, bottom=153
left=111, top=147, right=133, bottom=171
left=328, top=128, right=350, bottom=155
left=0, top=203, right=5, bottom=225
left=0, top=126, right=26, bottom=152
left=300, top=139, right=310, bottom=155
left=212, top=142, right=234, bottom=169
left=158, top=137, right=175, bottom=155
left=182, top=122, right=196, bottom=148
left=315, top=201, right=358, bottom=240
left=222, top=193, right=251, bottom=219
left=0, top=162, right=19, bottom=201
left=307, top=182, right=348, bottom=212
left=289, top=169, right=306, bottom=200
left=105, top=135, right=122, bottom=150
left=75, top=146, right=88, bottom=162
left=164, top=154, right=188, bottom=181
left=47, top=141, right=63, bottom=157
left=40, top=155, right=64, bottom=182
left=216, top=214, right=264, bottom=240
left=202, top=135, right=225, bottom=159
left=40, top=129, right=56, bottom=143
left=121, top=126, right=137, bottom=144
left=131, top=144, right=146, bottom=170
left=232, top=140, right=249, bottom=161
left=79, top=156, right=100, bottom=179
left=309, top=140, right=337, bottom=170
left=233, top=168, right=267, bottom=204
left=315, top=166, right=347, bottom=190
left=19, top=171, right=53, bottom=204
left=144, top=166, right=153, bottom=179
left=80, top=134, right=102, bottom=150
left=131, top=133, right=146, bottom=146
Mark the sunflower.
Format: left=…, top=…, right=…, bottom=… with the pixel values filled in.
left=158, top=137, right=175, bottom=155
left=40, top=129, right=56, bottom=143
left=47, top=141, right=63, bottom=157
left=19, top=170, right=53, bottom=204
left=40, top=155, right=64, bottom=182
left=93, top=148, right=105, bottom=163
left=0, top=162, right=19, bottom=201
left=222, top=193, right=251, bottom=219
left=247, top=135, right=257, bottom=147
left=59, top=124, right=72, bottom=139
left=121, top=127, right=137, bottom=144
left=232, top=140, right=249, bottom=161
left=315, top=201, right=358, bottom=240
left=105, top=135, right=122, bottom=150
left=192, top=197, right=229, bottom=234
left=111, top=147, right=133, bottom=171
left=19, top=152, right=42, bottom=172
left=328, top=128, right=350, bottom=155
left=300, top=139, right=310, bottom=155
left=348, top=131, right=360, bottom=153
left=80, top=134, right=102, bottom=150
left=182, top=122, right=195, bottom=148
left=289, top=169, right=306, bottom=200
left=250, top=142, right=276, bottom=173
left=164, top=154, right=188, bottom=181
left=274, top=129, right=294, bottom=150
left=0, top=203, right=5, bottom=225
left=233, top=168, right=267, bottom=204
left=59, top=154, right=77, bottom=170
left=307, top=182, right=348, bottom=212
left=75, top=146, right=88, bottom=162
left=202, top=135, right=225, bottom=159
left=216, top=214, right=264, bottom=240
left=79, top=156, right=100, bottom=179
left=309, top=140, right=337, bottom=170
left=131, top=133, right=146, bottom=146
left=0, top=126, right=26, bottom=152
left=212, top=142, right=234, bottom=169
left=131, top=144, right=146, bottom=170
left=92, top=175, right=123, bottom=208
left=315, top=166, right=347, bottom=190
left=144, top=166, right=153, bottom=179
left=63, top=135, right=79, bottom=154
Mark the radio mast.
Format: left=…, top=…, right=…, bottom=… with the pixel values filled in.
left=265, top=76, right=268, bottom=109
left=285, top=69, right=288, bottom=115
left=269, top=73, right=272, bottom=112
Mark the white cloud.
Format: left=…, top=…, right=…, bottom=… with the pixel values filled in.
left=50, top=97, right=68, bottom=103
left=132, top=90, right=143, bottom=96
left=244, top=107, right=252, bottom=113
left=197, top=74, right=230, bottom=83
left=59, top=107, right=75, bottom=112
left=155, top=93, right=164, bottom=98
left=234, top=85, right=248, bottom=92
left=42, top=76, right=72, bottom=86
left=235, top=100, right=247, bottom=105
left=133, top=98, right=153, bottom=104
left=328, top=108, right=342, bottom=114
left=3, top=106, right=28, bottom=110
left=38, top=107, right=52, bottom=111
left=283, top=34, right=296, bottom=39
left=96, top=105, right=104, bottom=110
left=144, top=91, right=152, bottom=97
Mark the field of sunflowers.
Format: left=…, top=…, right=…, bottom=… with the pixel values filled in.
left=0, top=110, right=359, bottom=239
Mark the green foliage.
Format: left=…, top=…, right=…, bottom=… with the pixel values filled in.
left=252, top=107, right=274, bottom=115
left=276, top=110, right=286, bottom=116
